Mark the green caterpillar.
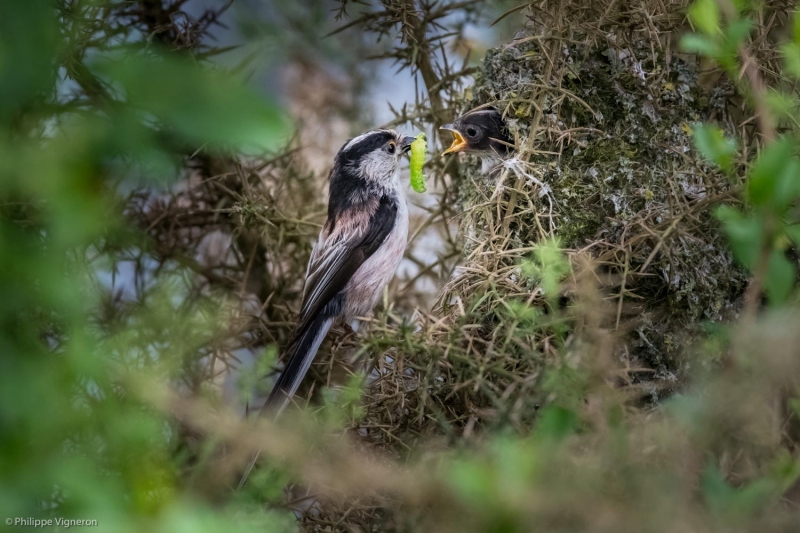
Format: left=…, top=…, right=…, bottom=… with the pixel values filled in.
left=409, top=132, right=427, bottom=193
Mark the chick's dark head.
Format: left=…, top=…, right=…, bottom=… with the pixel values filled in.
left=440, top=109, right=513, bottom=157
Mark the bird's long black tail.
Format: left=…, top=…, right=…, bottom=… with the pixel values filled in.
left=237, top=313, right=333, bottom=489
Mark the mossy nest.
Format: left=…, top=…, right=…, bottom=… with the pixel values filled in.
left=453, top=37, right=748, bottom=385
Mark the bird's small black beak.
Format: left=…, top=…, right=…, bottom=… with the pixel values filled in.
left=399, top=135, right=414, bottom=155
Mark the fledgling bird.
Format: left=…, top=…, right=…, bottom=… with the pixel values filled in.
left=238, top=129, right=414, bottom=488
left=440, top=108, right=514, bottom=173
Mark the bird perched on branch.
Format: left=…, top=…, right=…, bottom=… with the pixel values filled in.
left=441, top=108, right=514, bottom=172
left=238, top=129, right=414, bottom=489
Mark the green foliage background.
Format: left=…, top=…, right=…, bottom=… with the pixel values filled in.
left=0, top=1, right=293, bottom=531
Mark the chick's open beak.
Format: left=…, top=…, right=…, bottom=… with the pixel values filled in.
left=399, top=135, right=414, bottom=154
left=440, top=124, right=467, bottom=155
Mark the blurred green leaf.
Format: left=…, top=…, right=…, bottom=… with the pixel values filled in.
left=724, top=18, right=754, bottom=50
left=688, top=0, right=720, bottom=36
left=681, top=34, right=721, bottom=57
left=506, top=300, right=541, bottom=323
left=782, top=42, right=800, bottom=79
left=702, top=465, right=774, bottom=519
left=95, top=54, right=289, bottom=153
left=682, top=16, right=751, bottom=73
left=448, top=458, right=494, bottom=505
left=693, top=123, right=737, bottom=172
left=765, top=250, right=795, bottom=305
left=702, top=464, right=734, bottom=512
left=794, top=10, right=800, bottom=44
left=773, top=159, right=800, bottom=210
left=768, top=450, right=800, bottom=493
left=716, top=205, right=763, bottom=269
left=533, top=406, right=578, bottom=442
left=747, top=138, right=798, bottom=207
left=0, top=0, right=59, bottom=125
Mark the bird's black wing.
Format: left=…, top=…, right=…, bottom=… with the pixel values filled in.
left=296, top=194, right=398, bottom=333
left=261, top=194, right=398, bottom=413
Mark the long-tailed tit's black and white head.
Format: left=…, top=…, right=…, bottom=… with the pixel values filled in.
left=333, top=129, right=415, bottom=188
left=440, top=109, right=514, bottom=158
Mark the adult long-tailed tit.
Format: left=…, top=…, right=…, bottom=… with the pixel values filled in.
left=238, top=129, right=414, bottom=488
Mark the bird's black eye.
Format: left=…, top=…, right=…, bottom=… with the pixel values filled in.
left=466, top=127, right=478, bottom=138
left=386, top=142, right=396, bottom=154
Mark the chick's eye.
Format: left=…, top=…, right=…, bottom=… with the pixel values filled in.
left=386, top=142, right=396, bottom=154
left=466, top=127, right=478, bottom=137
